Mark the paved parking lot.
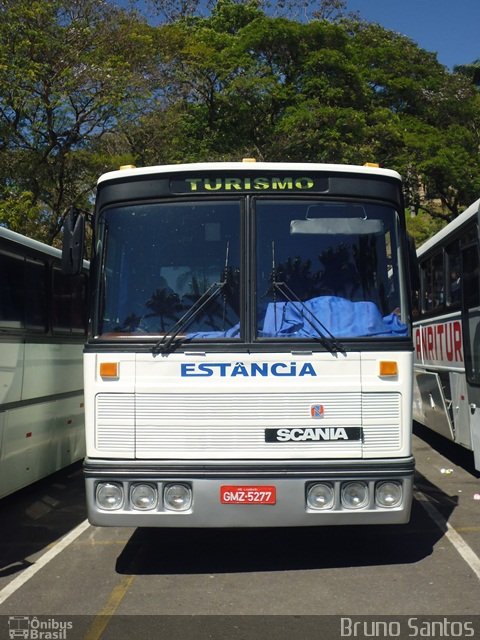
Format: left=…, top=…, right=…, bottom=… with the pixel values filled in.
left=0, top=423, right=479, bottom=639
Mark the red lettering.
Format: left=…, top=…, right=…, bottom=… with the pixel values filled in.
left=445, top=324, right=454, bottom=361
left=436, top=324, right=444, bottom=360
left=427, top=326, right=435, bottom=360
left=418, top=320, right=463, bottom=364
left=415, top=329, right=422, bottom=360
left=453, top=320, right=463, bottom=362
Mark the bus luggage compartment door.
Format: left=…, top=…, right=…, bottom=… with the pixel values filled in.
left=450, top=372, right=471, bottom=448
left=414, top=370, right=454, bottom=441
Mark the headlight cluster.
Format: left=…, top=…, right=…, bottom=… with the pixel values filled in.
left=306, top=480, right=403, bottom=511
left=95, top=482, right=192, bottom=512
left=95, top=479, right=403, bottom=514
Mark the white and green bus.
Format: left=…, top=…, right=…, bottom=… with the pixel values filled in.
left=0, top=227, right=87, bottom=498
left=64, top=161, right=416, bottom=527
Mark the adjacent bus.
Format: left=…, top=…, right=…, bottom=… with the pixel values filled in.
left=0, top=227, right=88, bottom=498
left=65, top=161, right=415, bottom=527
left=413, top=197, right=480, bottom=472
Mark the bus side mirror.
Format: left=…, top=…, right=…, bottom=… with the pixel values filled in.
left=62, top=207, right=85, bottom=275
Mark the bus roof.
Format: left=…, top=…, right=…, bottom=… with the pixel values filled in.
left=97, top=161, right=402, bottom=185
left=0, top=225, right=61, bottom=259
left=416, top=197, right=480, bottom=258
left=0, top=226, right=89, bottom=269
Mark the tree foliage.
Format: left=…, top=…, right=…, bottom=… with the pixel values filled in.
left=1, top=0, right=480, bottom=247
left=0, top=0, right=159, bottom=242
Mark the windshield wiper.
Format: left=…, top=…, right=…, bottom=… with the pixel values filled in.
left=271, top=280, right=346, bottom=355
left=152, top=242, right=230, bottom=356
left=152, top=280, right=226, bottom=355
left=270, top=242, right=345, bottom=355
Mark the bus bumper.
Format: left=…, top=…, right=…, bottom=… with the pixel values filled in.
left=84, top=457, right=415, bottom=527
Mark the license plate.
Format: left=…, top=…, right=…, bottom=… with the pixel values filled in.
left=220, top=485, right=276, bottom=505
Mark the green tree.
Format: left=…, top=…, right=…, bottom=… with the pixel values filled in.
left=346, top=20, right=480, bottom=219
left=110, top=1, right=480, bottom=236
left=406, top=209, right=447, bottom=248
left=4, top=0, right=477, bottom=249
left=0, top=0, right=158, bottom=243
left=454, top=59, right=480, bottom=88
left=121, top=2, right=367, bottom=162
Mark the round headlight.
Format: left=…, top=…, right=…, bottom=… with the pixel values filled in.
left=164, top=483, right=192, bottom=511
left=341, top=481, right=369, bottom=510
left=375, top=481, right=402, bottom=508
left=307, top=483, right=334, bottom=510
left=131, top=484, right=158, bottom=510
left=96, top=482, right=123, bottom=510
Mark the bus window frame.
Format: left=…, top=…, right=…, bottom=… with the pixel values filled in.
left=445, top=238, right=462, bottom=309
left=419, top=249, right=445, bottom=316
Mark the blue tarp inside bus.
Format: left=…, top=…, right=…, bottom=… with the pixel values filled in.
left=186, top=295, right=408, bottom=339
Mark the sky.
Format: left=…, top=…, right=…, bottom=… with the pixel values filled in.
left=346, top=0, right=480, bottom=70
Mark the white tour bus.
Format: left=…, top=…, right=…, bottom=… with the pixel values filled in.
left=63, top=161, right=416, bottom=527
left=413, top=197, right=480, bottom=472
left=0, top=227, right=88, bottom=498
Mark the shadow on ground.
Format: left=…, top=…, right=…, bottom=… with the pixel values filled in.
left=413, top=420, right=480, bottom=479
left=116, top=469, right=453, bottom=576
left=0, top=462, right=86, bottom=579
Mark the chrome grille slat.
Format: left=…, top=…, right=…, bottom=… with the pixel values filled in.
left=95, top=392, right=401, bottom=455
left=135, top=392, right=361, bottom=421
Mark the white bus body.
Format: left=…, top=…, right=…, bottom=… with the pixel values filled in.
left=0, top=227, right=87, bottom=498
left=413, top=197, right=480, bottom=471
left=80, top=162, right=415, bottom=526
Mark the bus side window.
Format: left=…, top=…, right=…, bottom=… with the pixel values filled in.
left=446, top=240, right=461, bottom=306
left=0, top=252, right=24, bottom=329
left=421, top=251, right=444, bottom=313
left=25, top=259, right=48, bottom=332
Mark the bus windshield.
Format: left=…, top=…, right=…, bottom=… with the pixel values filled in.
left=98, top=201, right=241, bottom=338
left=96, top=198, right=408, bottom=341
left=255, top=199, right=408, bottom=340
